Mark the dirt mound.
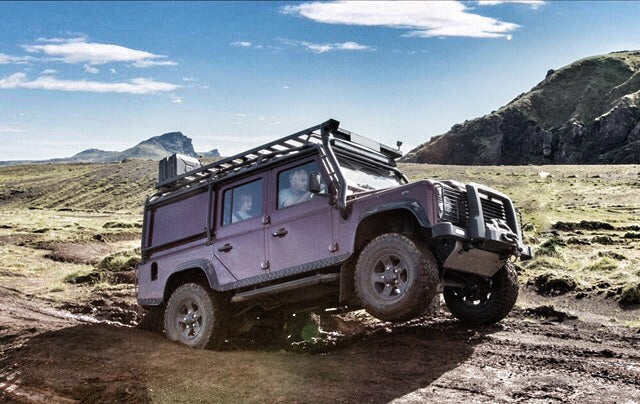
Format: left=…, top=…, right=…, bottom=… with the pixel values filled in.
left=553, top=221, right=616, bottom=231
left=523, top=305, right=578, bottom=322
left=532, top=273, right=578, bottom=296
left=44, top=242, right=111, bottom=264
left=61, top=299, right=141, bottom=325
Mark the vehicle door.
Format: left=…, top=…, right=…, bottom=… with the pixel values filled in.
left=213, top=175, right=267, bottom=281
left=266, top=158, right=335, bottom=273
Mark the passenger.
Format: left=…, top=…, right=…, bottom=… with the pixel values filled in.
left=232, top=193, right=253, bottom=222
left=279, top=169, right=312, bottom=207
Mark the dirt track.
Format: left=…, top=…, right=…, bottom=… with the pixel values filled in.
left=0, top=286, right=639, bottom=403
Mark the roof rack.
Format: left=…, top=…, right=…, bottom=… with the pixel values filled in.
left=154, top=119, right=340, bottom=193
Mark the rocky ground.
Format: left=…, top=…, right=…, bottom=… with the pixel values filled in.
left=0, top=285, right=638, bottom=403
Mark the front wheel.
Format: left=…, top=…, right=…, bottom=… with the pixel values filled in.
left=355, top=233, right=440, bottom=322
left=443, top=263, right=519, bottom=326
left=164, top=283, right=228, bottom=349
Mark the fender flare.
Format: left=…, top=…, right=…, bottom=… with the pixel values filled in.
left=168, top=259, right=222, bottom=291
left=359, top=199, right=432, bottom=228
left=350, top=200, right=433, bottom=254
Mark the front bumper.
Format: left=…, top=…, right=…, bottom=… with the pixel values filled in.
left=432, top=182, right=533, bottom=261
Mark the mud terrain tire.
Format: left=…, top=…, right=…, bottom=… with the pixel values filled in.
left=164, top=283, right=228, bottom=349
left=355, top=233, right=439, bottom=322
left=443, top=263, right=518, bottom=326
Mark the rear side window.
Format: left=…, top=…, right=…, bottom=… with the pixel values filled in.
left=222, top=179, right=263, bottom=226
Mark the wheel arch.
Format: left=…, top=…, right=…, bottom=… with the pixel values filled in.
left=163, top=260, right=221, bottom=303
left=352, top=203, right=431, bottom=256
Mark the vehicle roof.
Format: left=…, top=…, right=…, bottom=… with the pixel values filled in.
left=147, top=119, right=402, bottom=206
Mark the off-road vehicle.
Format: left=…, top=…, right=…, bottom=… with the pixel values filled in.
left=138, top=119, right=532, bottom=348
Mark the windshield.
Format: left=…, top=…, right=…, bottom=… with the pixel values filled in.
left=337, top=157, right=403, bottom=193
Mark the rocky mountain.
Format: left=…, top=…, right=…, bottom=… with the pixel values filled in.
left=199, top=149, right=220, bottom=158
left=404, top=51, right=640, bottom=165
left=1, top=132, right=220, bottom=166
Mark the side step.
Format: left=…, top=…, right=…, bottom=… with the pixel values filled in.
left=231, top=273, right=339, bottom=303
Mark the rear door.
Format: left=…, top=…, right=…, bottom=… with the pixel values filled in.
left=266, top=158, right=336, bottom=273
left=213, top=174, right=267, bottom=281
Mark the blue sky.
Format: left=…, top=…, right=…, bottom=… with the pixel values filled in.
left=1, top=1, right=639, bottom=160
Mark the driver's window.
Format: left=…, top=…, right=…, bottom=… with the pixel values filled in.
left=277, top=161, right=325, bottom=209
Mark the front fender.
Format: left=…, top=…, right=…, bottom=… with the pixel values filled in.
left=359, top=199, right=432, bottom=228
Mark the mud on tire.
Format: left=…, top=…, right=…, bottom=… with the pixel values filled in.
left=354, top=233, right=440, bottom=322
left=443, top=263, right=518, bottom=326
left=164, top=283, right=228, bottom=349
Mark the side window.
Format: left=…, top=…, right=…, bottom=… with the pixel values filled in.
left=277, top=161, right=325, bottom=209
left=222, top=179, right=263, bottom=226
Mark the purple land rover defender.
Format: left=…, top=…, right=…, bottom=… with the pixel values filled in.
left=138, top=119, right=532, bottom=349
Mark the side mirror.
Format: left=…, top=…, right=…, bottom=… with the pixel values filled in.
left=309, top=172, right=322, bottom=193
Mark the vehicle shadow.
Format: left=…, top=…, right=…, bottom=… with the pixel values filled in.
left=0, top=317, right=499, bottom=403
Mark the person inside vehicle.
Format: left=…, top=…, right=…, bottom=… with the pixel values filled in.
left=232, top=193, right=253, bottom=222
left=279, top=168, right=313, bottom=207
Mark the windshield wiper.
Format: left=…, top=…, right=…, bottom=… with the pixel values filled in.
left=356, top=183, right=376, bottom=190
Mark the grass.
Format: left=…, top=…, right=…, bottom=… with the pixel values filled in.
left=97, top=249, right=141, bottom=272
left=1, top=161, right=640, bottom=308
left=63, top=268, right=97, bottom=284
left=400, top=162, right=640, bottom=304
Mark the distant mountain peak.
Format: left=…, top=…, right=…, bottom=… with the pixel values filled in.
left=0, top=131, right=216, bottom=166
left=119, top=131, right=198, bottom=160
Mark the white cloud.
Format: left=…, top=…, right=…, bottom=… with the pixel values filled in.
left=36, top=36, right=87, bottom=43
left=477, top=1, right=544, bottom=9
left=281, top=39, right=374, bottom=53
left=40, top=69, right=58, bottom=75
left=0, top=73, right=180, bottom=94
left=0, top=53, right=35, bottom=65
left=110, top=68, right=117, bottom=74
left=0, top=126, right=25, bottom=133
left=23, top=37, right=177, bottom=67
left=130, top=59, right=178, bottom=68
left=231, top=41, right=252, bottom=47
left=170, top=94, right=183, bottom=104
left=282, top=1, right=520, bottom=39
left=182, top=76, right=196, bottom=82
left=83, top=64, right=99, bottom=74
left=282, top=85, right=290, bottom=89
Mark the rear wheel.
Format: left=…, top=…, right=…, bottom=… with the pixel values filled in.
left=355, top=233, right=440, bottom=322
left=443, top=263, right=518, bottom=326
left=164, top=283, right=228, bottom=349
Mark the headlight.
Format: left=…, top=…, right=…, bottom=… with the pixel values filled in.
left=435, top=184, right=459, bottom=221
left=434, top=184, right=444, bottom=219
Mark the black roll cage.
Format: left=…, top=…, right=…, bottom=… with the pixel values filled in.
left=145, top=119, right=406, bottom=221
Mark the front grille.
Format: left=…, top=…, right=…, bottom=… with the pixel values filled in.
left=441, top=186, right=508, bottom=228
left=481, top=197, right=507, bottom=222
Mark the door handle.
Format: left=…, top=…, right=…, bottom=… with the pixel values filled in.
left=272, top=228, right=288, bottom=238
left=218, top=243, right=233, bottom=253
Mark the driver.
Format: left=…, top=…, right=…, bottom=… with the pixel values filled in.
left=279, top=169, right=312, bottom=207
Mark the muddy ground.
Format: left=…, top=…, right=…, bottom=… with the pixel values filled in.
left=1, top=286, right=638, bottom=403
